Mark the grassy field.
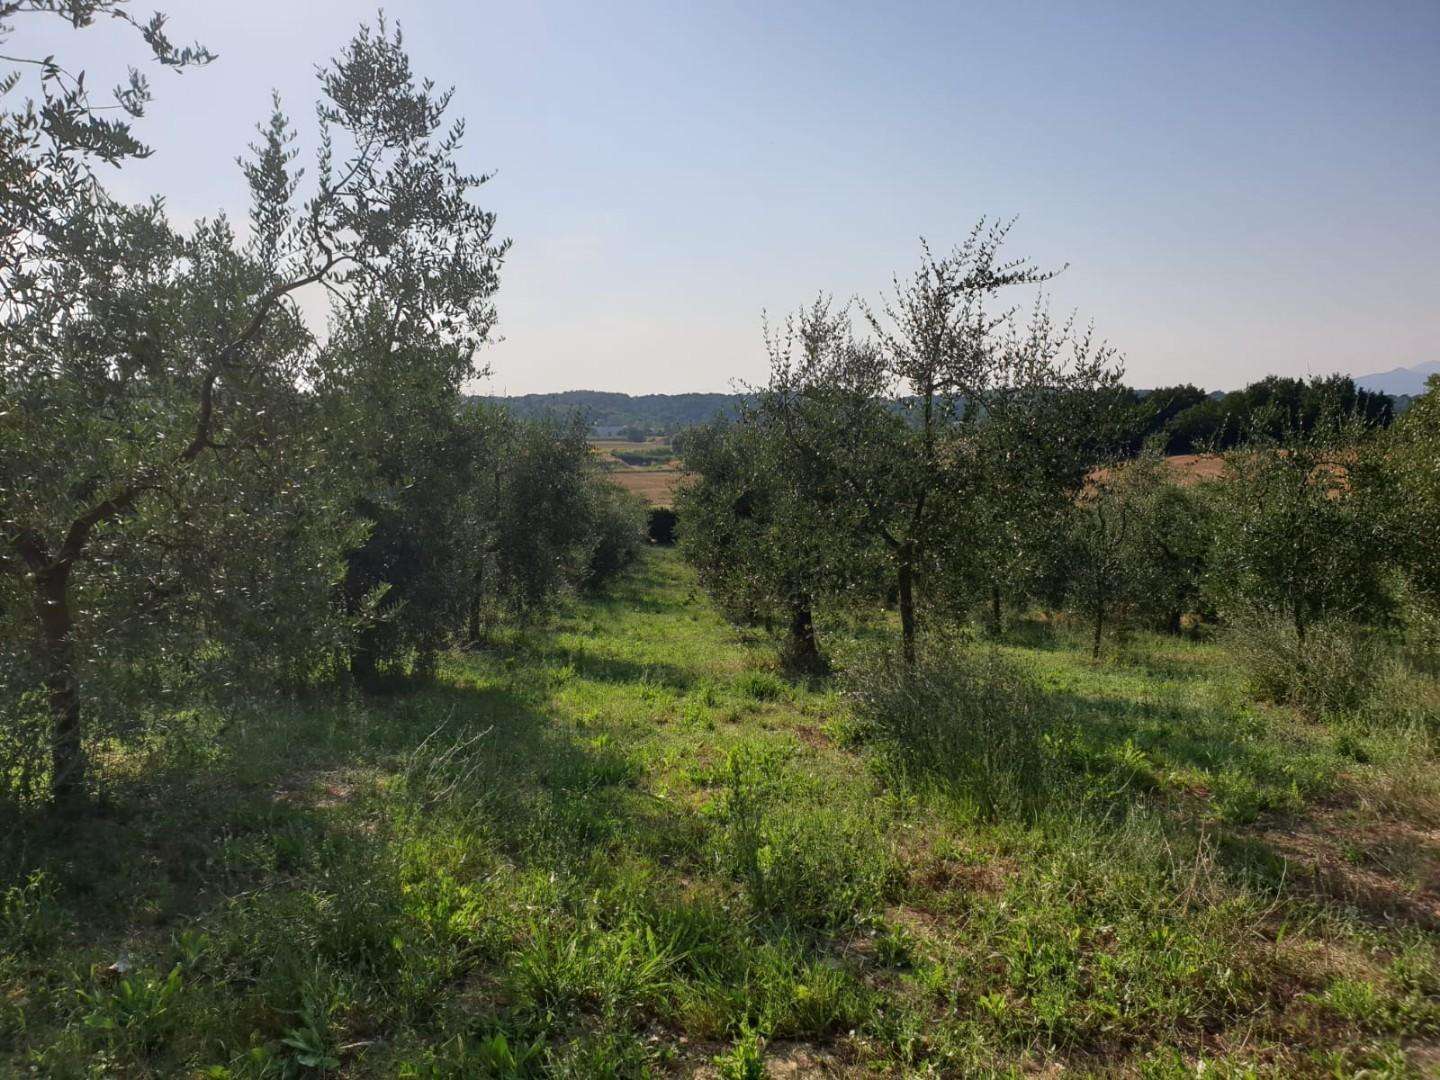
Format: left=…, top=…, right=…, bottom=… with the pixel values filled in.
left=3, top=547, right=1438, bottom=1076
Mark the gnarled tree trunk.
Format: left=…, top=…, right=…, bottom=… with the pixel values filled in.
left=785, top=592, right=824, bottom=674
left=32, top=564, right=85, bottom=807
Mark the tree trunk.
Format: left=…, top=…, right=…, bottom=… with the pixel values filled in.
left=467, top=594, right=482, bottom=646
left=33, top=565, right=86, bottom=807
left=1091, top=599, right=1104, bottom=660
left=990, top=585, right=1002, bottom=635
left=350, top=635, right=381, bottom=693
left=1166, top=608, right=1182, bottom=636
left=785, top=593, right=824, bottom=674
left=897, top=547, right=917, bottom=667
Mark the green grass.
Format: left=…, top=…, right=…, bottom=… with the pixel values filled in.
left=608, top=446, right=677, bottom=468
left=2, top=548, right=1438, bottom=1076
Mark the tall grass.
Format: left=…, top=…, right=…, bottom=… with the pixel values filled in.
left=1224, top=611, right=1384, bottom=719
left=847, top=644, right=1064, bottom=822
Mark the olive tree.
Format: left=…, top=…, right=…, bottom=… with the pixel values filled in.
left=758, top=224, right=1122, bottom=664
left=1118, top=451, right=1214, bottom=633
left=325, top=306, right=493, bottom=688
left=677, top=383, right=877, bottom=673
left=1058, top=466, right=1139, bottom=659
left=1056, top=451, right=1212, bottom=657
left=1, top=16, right=505, bottom=804
left=1208, top=415, right=1392, bottom=640
left=1380, top=376, right=1440, bottom=615
left=461, top=410, right=642, bottom=643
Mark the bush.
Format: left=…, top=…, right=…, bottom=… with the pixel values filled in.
left=1225, top=612, right=1383, bottom=719
left=582, top=485, right=648, bottom=590
left=848, top=645, right=1062, bottom=821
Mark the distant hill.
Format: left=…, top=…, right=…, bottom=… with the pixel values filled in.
left=476, top=369, right=1426, bottom=440
left=470, top=390, right=744, bottom=434
left=1355, top=361, right=1440, bottom=397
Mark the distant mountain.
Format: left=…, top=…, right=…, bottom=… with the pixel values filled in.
left=469, top=390, right=745, bottom=434
left=1355, top=361, right=1440, bottom=397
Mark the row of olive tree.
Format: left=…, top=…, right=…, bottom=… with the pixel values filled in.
left=0, top=8, right=644, bottom=807
left=1058, top=389, right=1435, bottom=662
left=341, top=396, right=645, bottom=692
left=681, top=229, right=1435, bottom=675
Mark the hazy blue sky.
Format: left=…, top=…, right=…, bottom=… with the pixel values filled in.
left=19, top=1, right=1440, bottom=394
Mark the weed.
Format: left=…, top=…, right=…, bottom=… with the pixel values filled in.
left=0, top=871, right=61, bottom=956
left=3, top=548, right=1438, bottom=1075
left=76, top=964, right=183, bottom=1054
left=875, top=922, right=916, bottom=968
left=711, top=743, right=895, bottom=928
left=733, top=670, right=785, bottom=702
left=714, top=1021, right=767, bottom=1079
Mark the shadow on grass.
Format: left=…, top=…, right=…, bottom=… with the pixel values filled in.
left=527, top=643, right=697, bottom=693
left=0, top=665, right=694, bottom=943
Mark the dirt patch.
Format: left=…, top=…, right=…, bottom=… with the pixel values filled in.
left=686, top=1039, right=846, bottom=1077
left=271, top=770, right=365, bottom=812
left=791, top=723, right=831, bottom=750
left=1088, top=453, right=1227, bottom=490
left=1250, top=816, right=1440, bottom=928
left=915, top=855, right=1014, bottom=898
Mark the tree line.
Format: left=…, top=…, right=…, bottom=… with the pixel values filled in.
left=0, top=6, right=645, bottom=809
left=485, top=372, right=1398, bottom=448
left=677, top=225, right=1438, bottom=687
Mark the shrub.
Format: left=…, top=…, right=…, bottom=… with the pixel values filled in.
left=848, top=645, right=1062, bottom=821
left=582, top=485, right=649, bottom=590
left=1225, top=612, right=1383, bottom=719
left=1, top=871, right=62, bottom=956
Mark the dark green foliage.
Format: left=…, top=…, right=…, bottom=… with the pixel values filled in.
left=1378, top=375, right=1440, bottom=612
left=1140, top=375, right=1393, bottom=454
left=610, top=445, right=675, bottom=466
left=580, top=482, right=649, bottom=590
left=1207, top=416, right=1393, bottom=640
left=646, top=507, right=678, bottom=545
left=477, top=390, right=743, bottom=434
